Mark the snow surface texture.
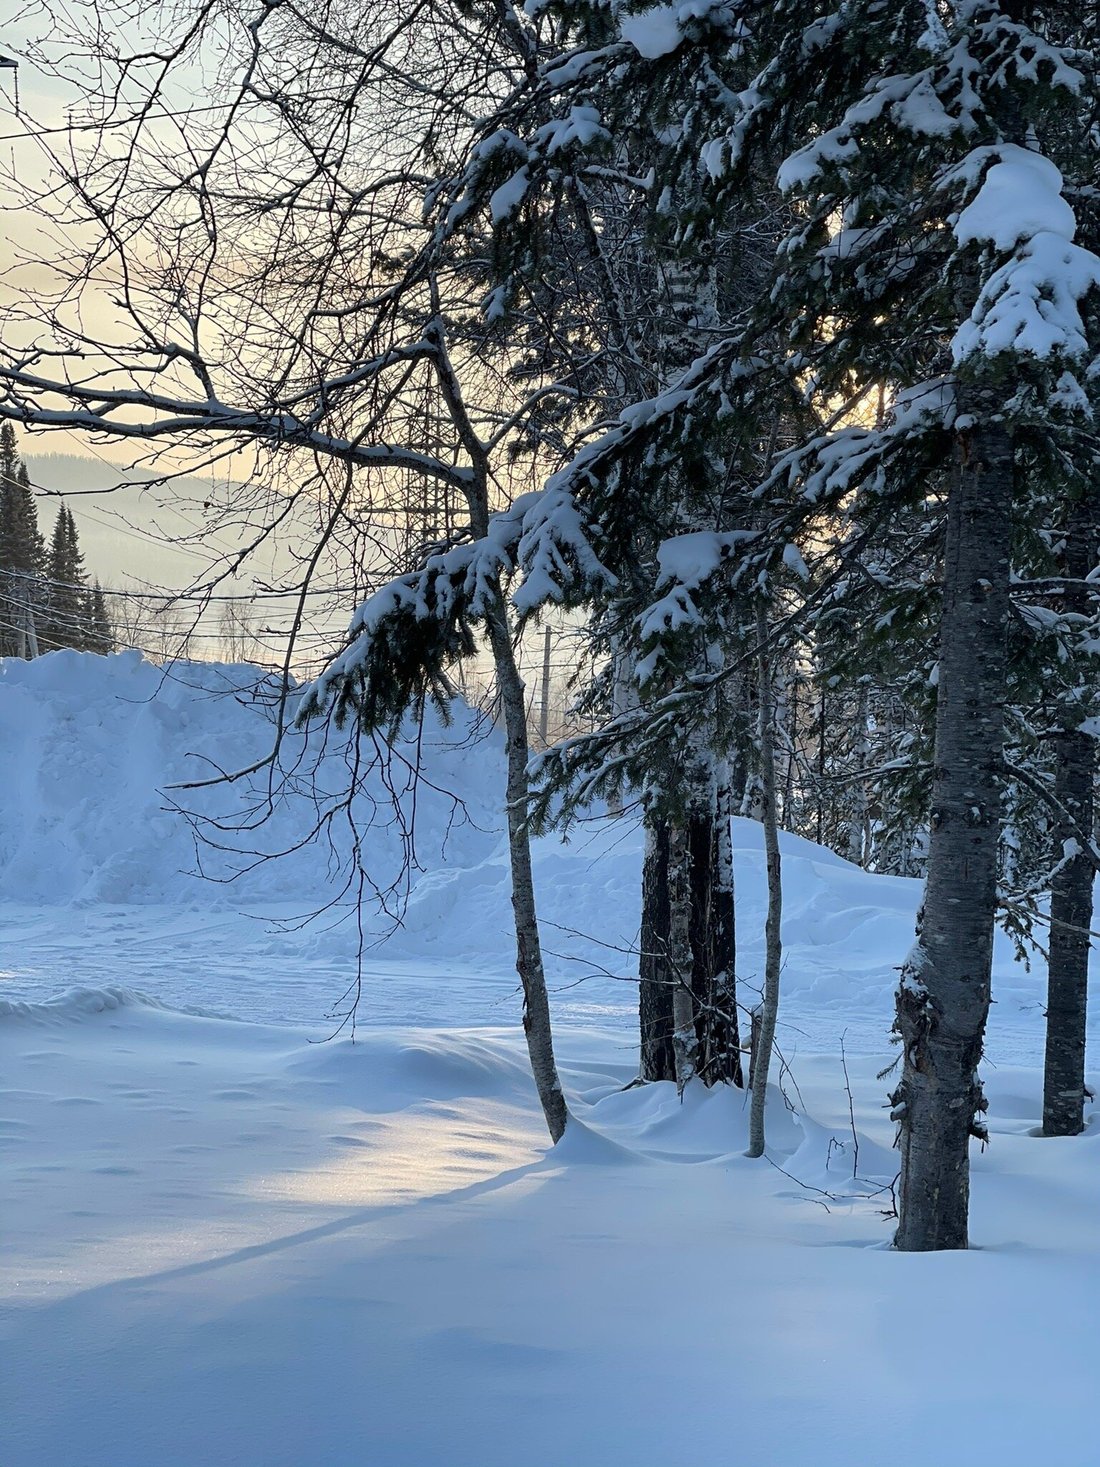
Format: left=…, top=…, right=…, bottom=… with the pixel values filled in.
left=3, top=653, right=1099, bottom=1466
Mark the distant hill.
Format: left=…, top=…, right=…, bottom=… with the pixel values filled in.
left=24, top=453, right=255, bottom=592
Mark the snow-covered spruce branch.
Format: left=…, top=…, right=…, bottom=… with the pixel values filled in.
left=297, top=488, right=614, bottom=732
left=1002, top=758, right=1100, bottom=876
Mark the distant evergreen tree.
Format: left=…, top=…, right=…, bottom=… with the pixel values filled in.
left=40, top=505, right=88, bottom=652
left=0, top=424, right=46, bottom=657
left=83, top=582, right=115, bottom=655
left=0, top=428, right=126, bottom=660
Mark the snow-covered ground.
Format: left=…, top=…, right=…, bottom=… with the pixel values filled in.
left=2, top=653, right=1098, bottom=1466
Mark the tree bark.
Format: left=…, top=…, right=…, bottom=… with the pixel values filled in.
left=1042, top=729, right=1094, bottom=1135
left=847, top=684, right=870, bottom=867
left=669, top=820, right=698, bottom=1092
left=893, top=401, right=1012, bottom=1250
left=639, top=817, right=677, bottom=1081
left=432, top=320, right=568, bottom=1145
left=691, top=768, right=742, bottom=1085
left=748, top=602, right=782, bottom=1158
left=485, top=602, right=568, bottom=1143
left=1043, top=489, right=1097, bottom=1135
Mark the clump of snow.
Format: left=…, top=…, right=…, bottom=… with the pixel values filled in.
left=954, top=148, right=1076, bottom=253
left=489, top=167, right=530, bottom=223
left=952, top=145, right=1100, bottom=367
left=0, top=985, right=172, bottom=1023
left=620, top=6, right=683, bottom=59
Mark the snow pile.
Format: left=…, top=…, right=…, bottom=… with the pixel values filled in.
left=0, top=650, right=504, bottom=906
left=0, top=649, right=1052, bottom=1034
left=390, top=814, right=1044, bottom=1036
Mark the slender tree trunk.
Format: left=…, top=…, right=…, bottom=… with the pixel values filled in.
left=783, top=680, right=798, bottom=829
left=892, top=400, right=1012, bottom=1251
left=1042, top=729, right=1094, bottom=1135
left=669, top=819, right=698, bottom=1092
left=847, top=684, right=870, bottom=866
left=1043, top=491, right=1097, bottom=1135
left=485, top=604, right=568, bottom=1143
left=640, top=817, right=676, bottom=1080
left=748, top=603, right=782, bottom=1158
left=437, top=324, right=568, bottom=1144
left=816, top=689, right=826, bottom=847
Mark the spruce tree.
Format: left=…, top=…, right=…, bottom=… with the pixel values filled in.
left=444, top=0, right=1100, bottom=1238
left=41, top=505, right=88, bottom=652
left=0, top=426, right=45, bottom=657
left=84, top=583, right=115, bottom=655
left=654, top=0, right=1099, bottom=1244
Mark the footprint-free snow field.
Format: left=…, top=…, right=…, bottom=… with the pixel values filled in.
left=2, top=654, right=1099, bottom=1466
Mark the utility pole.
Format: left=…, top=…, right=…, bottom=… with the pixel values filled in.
left=0, top=55, right=19, bottom=115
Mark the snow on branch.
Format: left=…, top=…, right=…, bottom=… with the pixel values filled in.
left=299, top=489, right=613, bottom=730
left=296, top=533, right=510, bottom=733
left=951, top=146, right=1100, bottom=373
left=635, top=529, right=758, bottom=684
left=513, top=487, right=618, bottom=615
left=618, top=1, right=746, bottom=62
left=775, top=15, right=1085, bottom=196
left=766, top=377, right=956, bottom=507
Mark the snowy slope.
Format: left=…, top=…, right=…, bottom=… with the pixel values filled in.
left=3, top=653, right=1099, bottom=1467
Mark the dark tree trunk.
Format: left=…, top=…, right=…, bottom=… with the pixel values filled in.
left=893, top=399, right=1012, bottom=1251
left=640, top=817, right=676, bottom=1081
left=1043, top=730, right=1094, bottom=1135
left=689, top=774, right=742, bottom=1086
left=1043, top=491, right=1097, bottom=1136
left=640, top=780, right=742, bottom=1086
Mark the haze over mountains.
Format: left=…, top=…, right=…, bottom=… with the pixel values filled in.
left=25, top=453, right=263, bottom=592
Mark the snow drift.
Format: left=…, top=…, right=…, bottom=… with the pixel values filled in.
left=0, top=650, right=503, bottom=906
left=0, top=650, right=1051, bottom=1034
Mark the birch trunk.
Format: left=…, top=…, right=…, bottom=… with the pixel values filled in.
left=1042, top=489, right=1097, bottom=1136
left=485, top=604, right=568, bottom=1143
left=435, top=325, right=568, bottom=1146
left=847, top=685, right=870, bottom=867
left=748, top=604, right=782, bottom=1158
left=893, top=398, right=1012, bottom=1250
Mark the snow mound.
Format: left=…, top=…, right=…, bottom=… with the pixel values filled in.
left=549, top=1116, right=643, bottom=1166
left=282, top=1026, right=540, bottom=1108
left=0, top=650, right=504, bottom=907
left=0, top=984, right=226, bottom=1025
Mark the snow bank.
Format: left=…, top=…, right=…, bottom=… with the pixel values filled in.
left=0, top=651, right=1050, bottom=1034
left=0, top=984, right=229, bottom=1025
left=0, top=650, right=504, bottom=906
left=5, top=1004, right=1100, bottom=1467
